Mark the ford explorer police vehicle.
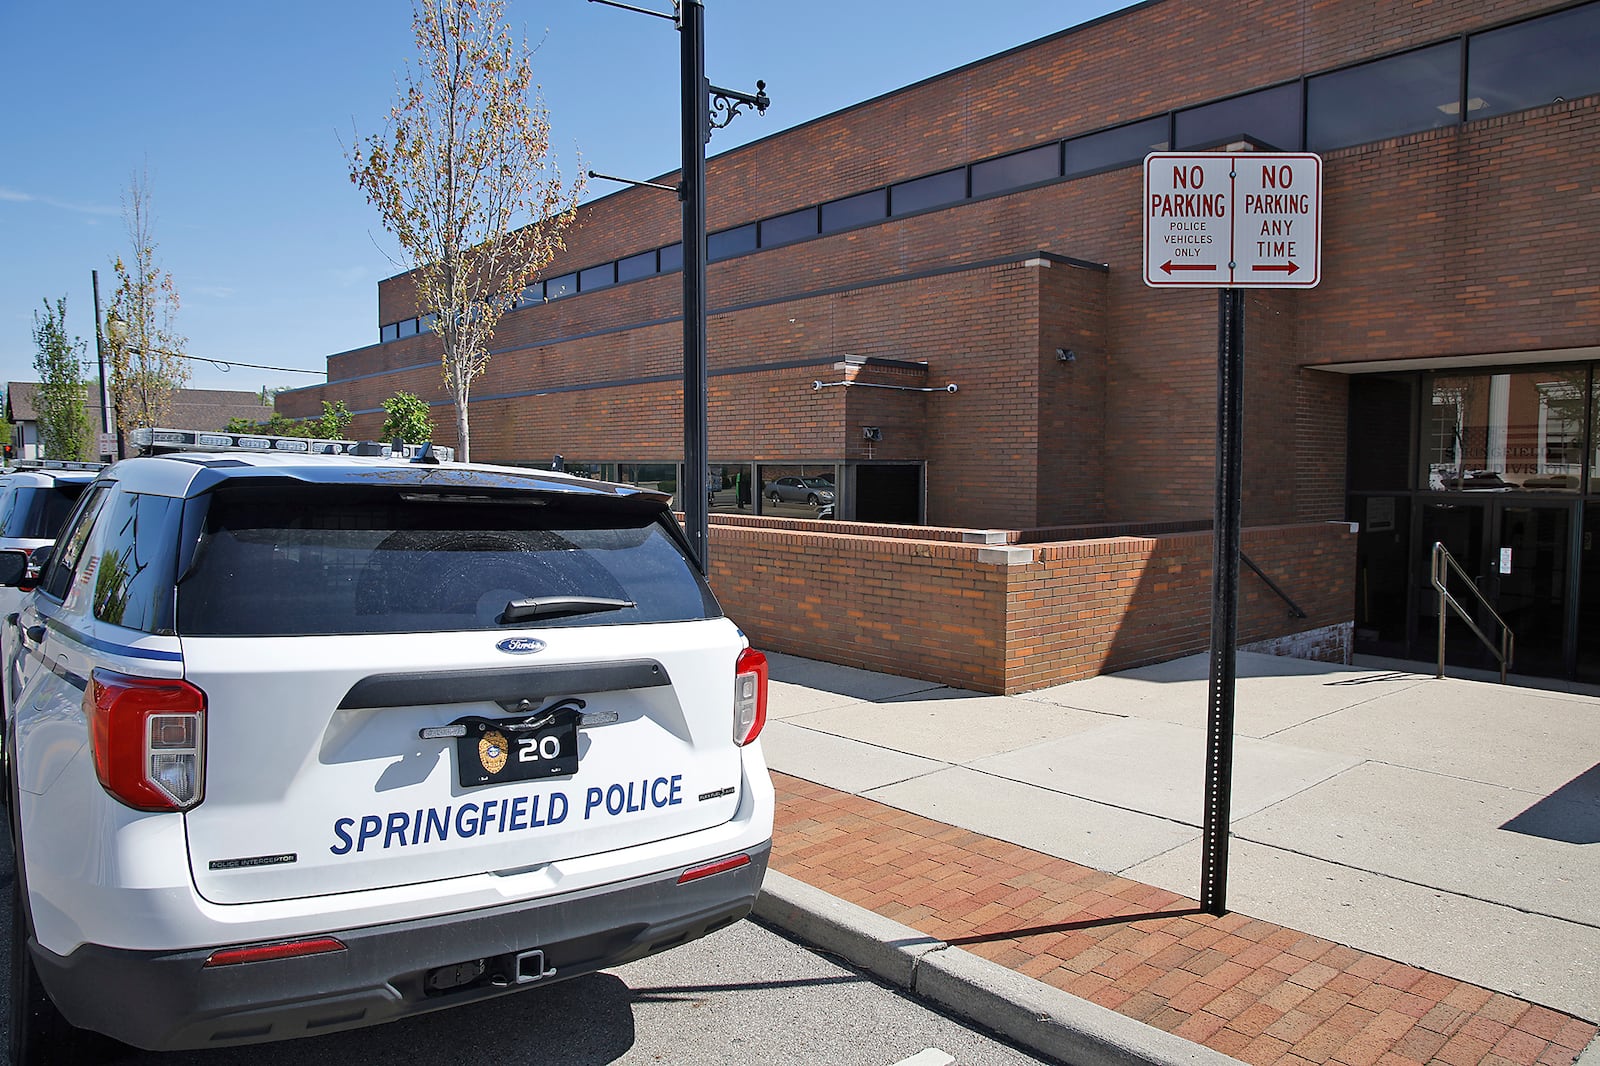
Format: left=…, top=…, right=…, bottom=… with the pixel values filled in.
left=0, top=429, right=772, bottom=1061
left=0, top=459, right=104, bottom=623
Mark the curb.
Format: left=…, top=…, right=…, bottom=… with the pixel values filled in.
left=753, top=870, right=1244, bottom=1066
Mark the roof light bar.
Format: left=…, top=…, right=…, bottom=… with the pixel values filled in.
left=11, top=459, right=107, bottom=472
left=128, top=428, right=453, bottom=463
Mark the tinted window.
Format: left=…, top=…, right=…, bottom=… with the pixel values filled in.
left=380, top=323, right=400, bottom=343
left=516, top=282, right=544, bottom=308
left=1424, top=369, right=1587, bottom=492
left=1347, top=376, right=1416, bottom=491
left=617, top=250, right=658, bottom=282
left=890, top=168, right=966, bottom=215
left=758, top=463, right=837, bottom=518
left=177, top=485, right=718, bottom=636
left=821, top=190, right=887, bottom=233
left=92, top=492, right=181, bottom=633
left=659, top=243, right=684, bottom=272
left=708, top=224, right=757, bottom=262
left=616, top=463, right=677, bottom=495
left=545, top=273, right=577, bottom=300
left=1174, top=82, right=1303, bottom=151
left=709, top=462, right=757, bottom=514
left=1063, top=116, right=1169, bottom=177
left=40, top=483, right=112, bottom=602
left=760, top=208, right=818, bottom=248
left=397, top=318, right=419, bottom=339
left=1307, top=42, right=1461, bottom=151
left=1469, top=3, right=1600, bottom=119
left=970, top=144, right=1060, bottom=198
left=579, top=263, right=615, bottom=292
left=0, top=483, right=88, bottom=539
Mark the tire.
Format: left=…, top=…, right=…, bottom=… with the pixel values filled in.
left=767, top=492, right=782, bottom=505
left=8, top=843, right=121, bottom=1063
left=806, top=494, right=819, bottom=507
left=11, top=877, right=63, bottom=1064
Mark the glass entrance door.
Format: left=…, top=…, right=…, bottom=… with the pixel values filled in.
left=1490, top=503, right=1573, bottom=677
left=1416, top=501, right=1489, bottom=668
left=1579, top=504, right=1600, bottom=683
left=1413, top=499, right=1574, bottom=676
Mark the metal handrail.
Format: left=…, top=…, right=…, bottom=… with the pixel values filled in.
left=1430, top=541, right=1514, bottom=684
left=1240, top=551, right=1308, bottom=619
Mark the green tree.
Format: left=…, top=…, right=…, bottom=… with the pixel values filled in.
left=225, top=401, right=352, bottom=440
left=348, top=0, right=583, bottom=462
left=30, top=296, right=93, bottom=461
left=310, top=400, right=353, bottom=439
left=381, top=391, right=434, bottom=443
left=106, top=171, right=190, bottom=439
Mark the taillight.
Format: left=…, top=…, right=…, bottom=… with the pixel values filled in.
left=204, top=937, right=347, bottom=967
left=678, top=853, right=752, bottom=885
left=85, top=669, right=206, bottom=811
left=734, top=648, right=768, bottom=746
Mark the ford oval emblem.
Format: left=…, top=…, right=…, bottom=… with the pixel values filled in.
left=496, top=637, right=547, bottom=655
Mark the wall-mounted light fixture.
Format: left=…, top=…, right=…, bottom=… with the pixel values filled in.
left=1056, top=348, right=1076, bottom=363
left=862, top=427, right=883, bottom=442
left=813, top=380, right=958, bottom=393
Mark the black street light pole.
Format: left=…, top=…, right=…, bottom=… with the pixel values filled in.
left=680, top=0, right=710, bottom=575
left=588, top=0, right=767, bottom=576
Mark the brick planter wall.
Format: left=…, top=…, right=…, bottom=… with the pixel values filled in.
left=708, top=517, right=1356, bottom=694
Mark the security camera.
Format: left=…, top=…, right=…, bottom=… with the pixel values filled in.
left=946, top=383, right=959, bottom=393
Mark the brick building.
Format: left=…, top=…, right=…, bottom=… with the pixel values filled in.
left=283, top=0, right=1600, bottom=688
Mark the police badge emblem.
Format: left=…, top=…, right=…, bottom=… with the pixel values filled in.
left=479, top=730, right=510, bottom=775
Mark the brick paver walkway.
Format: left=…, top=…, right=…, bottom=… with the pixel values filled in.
left=770, top=773, right=1598, bottom=1066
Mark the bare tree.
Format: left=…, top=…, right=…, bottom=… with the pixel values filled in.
left=106, top=172, right=189, bottom=439
left=349, top=0, right=584, bottom=462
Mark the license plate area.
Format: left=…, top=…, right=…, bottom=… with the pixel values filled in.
left=448, top=707, right=581, bottom=787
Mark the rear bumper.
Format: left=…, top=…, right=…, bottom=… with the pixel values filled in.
left=31, top=842, right=770, bottom=1051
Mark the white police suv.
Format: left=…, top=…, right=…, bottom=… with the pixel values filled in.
left=0, top=459, right=104, bottom=623
left=0, top=429, right=772, bottom=1061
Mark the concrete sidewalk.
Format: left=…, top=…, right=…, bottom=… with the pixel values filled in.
left=753, top=650, right=1600, bottom=1066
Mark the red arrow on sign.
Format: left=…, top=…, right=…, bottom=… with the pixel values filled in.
left=1161, top=261, right=1218, bottom=274
left=1251, top=261, right=1299, bottom=275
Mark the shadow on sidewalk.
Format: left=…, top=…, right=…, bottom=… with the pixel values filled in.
left=946, top=906, right=1206, bottom=947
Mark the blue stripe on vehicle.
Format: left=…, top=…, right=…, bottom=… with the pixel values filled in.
left=36, top=614, right=184, bottom=663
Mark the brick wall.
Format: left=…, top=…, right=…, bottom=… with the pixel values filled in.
left=709, top=517, right=1356, bottom=694
left=279, top=2, right=1593, bottom=678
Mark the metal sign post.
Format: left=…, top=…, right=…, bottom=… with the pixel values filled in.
left=1143, top=151, right=1322, bottom=915
left=1201, top=287, right=1245, bottom=915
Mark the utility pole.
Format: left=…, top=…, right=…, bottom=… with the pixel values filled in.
left=91, top=270, right=111, bottom=458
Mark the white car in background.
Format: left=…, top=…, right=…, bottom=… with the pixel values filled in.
left=1, top=429, right=772, bottom=1062
left=0, top=460, right=102, bottom=621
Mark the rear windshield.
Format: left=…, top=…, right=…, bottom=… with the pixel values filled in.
left=0, top=483, right=89, bottom=540
left=176, top=483, right=720, bottom=636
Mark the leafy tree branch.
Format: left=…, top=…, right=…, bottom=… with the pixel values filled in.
left=350, top=0, right=584, bottom=462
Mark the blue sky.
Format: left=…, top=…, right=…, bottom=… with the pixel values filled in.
left=0, top=1, right=1139, bottom=398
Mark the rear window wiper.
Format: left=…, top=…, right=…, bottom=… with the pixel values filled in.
left=497, top=596, right=636, bottom=624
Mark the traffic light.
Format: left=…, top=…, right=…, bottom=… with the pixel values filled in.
left=3, top=444, right=13, bottom=463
